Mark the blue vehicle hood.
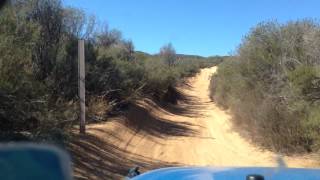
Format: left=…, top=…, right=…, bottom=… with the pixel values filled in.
left=132, top=167, right=320, bottom=180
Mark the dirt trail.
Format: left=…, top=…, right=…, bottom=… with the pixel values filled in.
left=72, top=66, right=318, bottom=179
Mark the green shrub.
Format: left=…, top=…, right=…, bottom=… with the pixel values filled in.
left=211, top=20, right=320, bottom=153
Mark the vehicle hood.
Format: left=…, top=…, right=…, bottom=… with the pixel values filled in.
left=132, top=167, right=320, bottom=180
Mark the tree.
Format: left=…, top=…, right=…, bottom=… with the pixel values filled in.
left=62, top=7, right=96, bottom=39
left=28, top=0, right=64, bottom=80
left=96, top=25, right=122, bottom=47
left=160, top=43, right=176, bottom=67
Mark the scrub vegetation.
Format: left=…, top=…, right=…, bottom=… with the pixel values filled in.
left=0, top=0, right=222, bottom=143
left=211, top=20, right=320, bottom=153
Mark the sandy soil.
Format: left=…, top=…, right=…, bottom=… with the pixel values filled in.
left=71, top=66, right=318, bottom=180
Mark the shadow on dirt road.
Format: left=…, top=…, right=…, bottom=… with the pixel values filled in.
left=69, top=133, right=181, bottom=180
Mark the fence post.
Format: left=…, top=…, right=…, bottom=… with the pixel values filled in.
left=78, top=39, right=86, bottom=134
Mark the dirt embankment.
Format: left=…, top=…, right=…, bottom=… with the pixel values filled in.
left=70, top=67, right=318, bottom=180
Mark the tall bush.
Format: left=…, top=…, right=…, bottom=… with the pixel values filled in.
left=211, top=20, right=320, bottom=153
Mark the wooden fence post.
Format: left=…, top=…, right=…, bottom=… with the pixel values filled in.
left=78, top=39, right=86, bottom=134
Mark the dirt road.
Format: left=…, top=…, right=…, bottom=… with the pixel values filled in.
left=71, top=66, right=318, bottom=179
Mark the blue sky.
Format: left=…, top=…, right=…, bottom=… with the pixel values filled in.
left=63, top=0, right=320, bottom=57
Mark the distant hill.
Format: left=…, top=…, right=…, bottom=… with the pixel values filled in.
left=135, top=51, right=229, bottom=60
left=176, top=54, right=205, bottom=59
